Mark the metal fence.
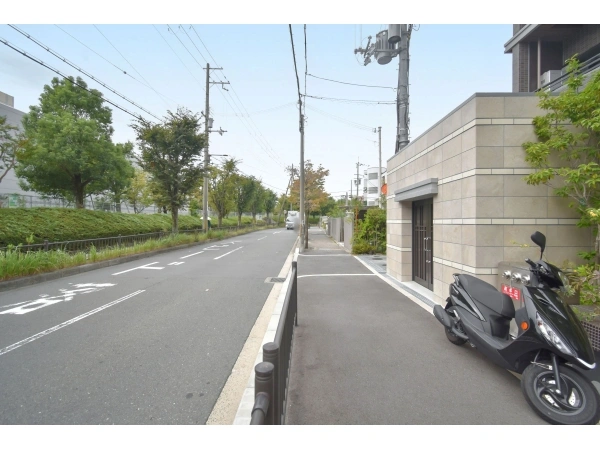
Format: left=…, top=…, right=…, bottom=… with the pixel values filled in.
left=0, top=224, right=276, bottom=255
left=250, top=257, right=298, bottom=425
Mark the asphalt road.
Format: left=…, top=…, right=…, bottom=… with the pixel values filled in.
left=0, top=228, right=297, bottom=424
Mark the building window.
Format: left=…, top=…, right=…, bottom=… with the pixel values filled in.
left=367, top=187, right=378, bottom=194
left=368, top=172, right=378, bottom=180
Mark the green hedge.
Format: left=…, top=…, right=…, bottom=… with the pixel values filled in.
left=0, top=208, right=264, bottom=246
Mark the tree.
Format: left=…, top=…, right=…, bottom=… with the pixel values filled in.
left=523, top=56, right=600, bottom=262
left=125, top=168, right=153, bottom=214
left=319, top=195, right=337, bottom=217
left=288, top=160, right=330, bottom=225
left=0, top=116, right=23, bottom=184
left=16, top=76, right=132, bottom=208
left=233, top=174, right=258, bottom=226
left=209, top=158, right=238, bottom=227
left=101, top=142, right=135, bottom=212
left=263, top=189, right=278, bottom=223
left=249, top=180, right=265, bottom=224
left=132, top=107, right=206, bottom=233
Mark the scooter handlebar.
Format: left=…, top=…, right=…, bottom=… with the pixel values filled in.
left=525, top=258, right=537, bottom=268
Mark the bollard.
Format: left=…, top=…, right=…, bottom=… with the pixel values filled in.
left=262, top=342, right=280, bottom=424
left=254, top=361, right=275, bottom=425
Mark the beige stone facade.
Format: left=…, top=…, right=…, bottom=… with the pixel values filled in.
left=386, top=93, right=593, bottom=304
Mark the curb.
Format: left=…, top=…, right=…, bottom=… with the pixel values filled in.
left=0, top=227, right=274, bottom=293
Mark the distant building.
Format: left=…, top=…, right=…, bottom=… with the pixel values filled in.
left=0, top=91, right=27, bottom=201
left=362, top=166, right=386, bottom=207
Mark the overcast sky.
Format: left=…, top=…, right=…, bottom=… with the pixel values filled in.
left=1, top=3, right=566, bottom=202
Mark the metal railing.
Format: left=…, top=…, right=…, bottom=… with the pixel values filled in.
left=250, top=257, right=298, bottom=425
left=0, top=223, right=278, bottom=255
left=539, top=53, right=600, bottom=93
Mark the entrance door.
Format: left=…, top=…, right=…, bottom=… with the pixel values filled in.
left=412, top=198, right=433, bottom=290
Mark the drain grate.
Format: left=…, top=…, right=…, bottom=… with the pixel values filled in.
left=265, top=277, right=286, bottom=283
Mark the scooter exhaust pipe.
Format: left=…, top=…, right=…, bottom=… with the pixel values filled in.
left=433, top=305, right=453, bottom=328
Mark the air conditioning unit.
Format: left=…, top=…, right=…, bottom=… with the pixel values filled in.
left=540, top=70, right=562, bottom=87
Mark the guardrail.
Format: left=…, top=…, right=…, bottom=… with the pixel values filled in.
left=0, top=223, right=279, bottom=255
left=250, top=256, right=298, bottom=425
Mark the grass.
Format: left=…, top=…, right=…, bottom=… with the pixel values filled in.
left=0, top=225, right=273, bottom=282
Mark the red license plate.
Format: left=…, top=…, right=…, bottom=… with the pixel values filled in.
left=501, top=284, right=521, bottom=301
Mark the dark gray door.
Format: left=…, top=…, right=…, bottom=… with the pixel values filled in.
left=412, top=198, right=433, bottom=290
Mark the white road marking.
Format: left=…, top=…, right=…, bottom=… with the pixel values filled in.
left=273, top=231, right=282, bottom=234
left=214, top=246, right=243, bottom=260
left=208, top=244, right=230, bottom=248
left=0, top=290, right=145, bottom=357
left=297, top=274, right=376, bottom=278
left=112, top=262, right=164, bottom=276
left=168, top=262, right=185, bottom=266
left=0, top=283, right=116, bottom=315
left=180, top=251, right=204, bottom=259
left=257, top=236, right=267, bottom=241
left=0, top=301, right=29, bottom=309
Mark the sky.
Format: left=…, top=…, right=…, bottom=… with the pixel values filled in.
left=0, top=3, right=568, bottom=204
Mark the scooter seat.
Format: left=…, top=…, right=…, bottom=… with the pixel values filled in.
left=456, top=274, right=515, bottom=319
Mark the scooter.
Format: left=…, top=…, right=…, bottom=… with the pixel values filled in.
left=433, top=231, right=600, bottom=425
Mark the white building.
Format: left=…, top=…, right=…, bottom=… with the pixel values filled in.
left=362, top=166, right=386, bottom=207
left=0, top=91, right=28, bottom=204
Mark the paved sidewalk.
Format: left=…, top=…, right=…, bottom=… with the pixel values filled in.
left=285, top=228, right=547, bottom=425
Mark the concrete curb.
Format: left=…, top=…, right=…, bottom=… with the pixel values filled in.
left=0, top=227, right=274, bottom=293
left=231, top=245, right=299, bottom=425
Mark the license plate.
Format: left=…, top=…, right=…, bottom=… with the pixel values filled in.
left=501, top=284, right=521, bottom=301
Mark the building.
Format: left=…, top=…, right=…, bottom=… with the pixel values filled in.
left=385, top=25, right=600, bottom=305
left=0, top=91, right=27, bottom=203
left=505, top=24, right=600, bottom=93
left=362, top=166, right=386, bottom=207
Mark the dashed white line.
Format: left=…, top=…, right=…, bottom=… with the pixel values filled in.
left=168, top=262, right=185, bottom=266
left=180, top=251, right=204, bottom=259
left=0, top=290, right=145, bottom=357
left=257, top=237, right=267, bottom=241
left=214, top=246, right=244, bottom=260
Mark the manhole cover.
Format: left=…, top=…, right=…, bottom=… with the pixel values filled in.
left=265, top=277, right=286, bottom=283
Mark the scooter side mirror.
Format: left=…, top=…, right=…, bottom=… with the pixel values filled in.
left=531, top=231, right=546, bottom=258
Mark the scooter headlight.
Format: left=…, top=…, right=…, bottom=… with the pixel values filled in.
left=536, top=312, right=573, bottom=356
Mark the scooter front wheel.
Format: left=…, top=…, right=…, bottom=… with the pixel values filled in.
left=521, top=363, right=600, bottom=425
left=444, top=304, right=467, bottom=346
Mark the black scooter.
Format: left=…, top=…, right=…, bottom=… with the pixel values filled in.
left=433, top=231, right=600, bottom=425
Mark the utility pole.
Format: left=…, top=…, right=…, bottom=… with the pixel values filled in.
left=277, top=164, right=295, bottom=225
left=202, top=63, right=229, bottom=233
left=378, top=126, right=382, bottom=207
left=354, top=25, right=412, bottom=154
left=355, top=159, right=365, bottom=203
left=299, top=101, right=306, bottom=250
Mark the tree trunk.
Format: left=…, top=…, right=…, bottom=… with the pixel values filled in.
left=218, top=216, right=223, bottom=227
left=171, top=205, right=179, bottom=234
left=237, top=212, right=242, bottom=226
left=75, top=184, right=85, bottom=209
left=252, top=212, right=256, bottom=224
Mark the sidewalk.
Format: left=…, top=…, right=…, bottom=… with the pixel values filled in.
left=285, top=228, right=547, bottom=425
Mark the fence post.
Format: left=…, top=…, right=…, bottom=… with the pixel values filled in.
left=44, top=239, right=49, bottom=252
left=118, top=234, right=122, bottom=247
left=262, top=342, right=280, bottom=424
left=254, top=361, right=275, bottom=425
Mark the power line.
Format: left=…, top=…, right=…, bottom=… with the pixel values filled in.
left=307, top=73, right=396, bottom=90
left=165, top=24, right=207, bottom=93
left=305, top=105, right=375, bottom=131
left=92, top=25, right=171, bottom=109
left=54, top=24, right=182, bottom=106
left=303, top=94, right=395, bottom=105
left=4, top=28, right=162, bottom=121
left=152, top=25, right=205, bottom=91
left=289, top=25, right=302, bottom=106
left=304, top=24, right=307, bottom=110
left=178, top=24, right=209, bottom=65
left=0, top=37, right=150, bottom=122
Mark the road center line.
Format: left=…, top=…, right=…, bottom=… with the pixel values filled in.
left=257, top=237, right=267, bottom=241
left=181, top=251, right=204, bottom=259
left=0, top=290, right=145, bottom=357
left=214, top=246, right=244, bottom=260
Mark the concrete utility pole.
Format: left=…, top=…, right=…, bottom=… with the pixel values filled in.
left=377, top=126, right=382, bottom=208
left=356, top=159, right=365, bottom=202
left=202, top=63, right=229, bottom=233
left=299, top=102, right=306, bottom=250
left=354, top=25, right=412, bottom=154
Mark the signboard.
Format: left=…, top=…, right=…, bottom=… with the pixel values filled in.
left=501, top=284, right=521, bottom=301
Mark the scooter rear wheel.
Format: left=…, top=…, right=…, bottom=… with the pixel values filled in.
left=444, top=305, right=467, bottom=346
left=521, top=363, right=600, bottom=425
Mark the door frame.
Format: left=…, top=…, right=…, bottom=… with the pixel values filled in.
left=412, top=198, right=434, bottom=290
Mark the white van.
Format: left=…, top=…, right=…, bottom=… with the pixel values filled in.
left=286, top=210, right=301, bottom=230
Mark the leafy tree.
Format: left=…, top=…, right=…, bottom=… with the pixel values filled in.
left=249, top=180, right=265, bottom=224
left=288, top=160, right=330, bottom=226
left=132, top=107, right=206, bottom=233
left=0, top=115, right=23, bottom=184
left=209, top=158, right=238, bottom=227
left=319, top=195, right=337, bottom=217
left=523, top=56, right=600, bottom=262
left=125, top=168, right=153, bottom=214
left=16, top=76, right=132, bottom=208
left=101, top=142, right=135, bottom=212
left=233, top=174, right=258, bottom=226
left=263, top=188, right=278, bottom=223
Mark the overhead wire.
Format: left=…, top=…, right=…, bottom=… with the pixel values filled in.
left=4, top=28, right=161, bottom=121
left=92, top=25, right=171, bottom=109
left=305, top=105, right=375, bottom=132
left=165, top=24, right=207, bottom=93
left=303, top=94, right=395, bottom=105
left=307, top=73, right=396, bottom=90
left=55, top=25, right=182, bottom=107
left=0, top=37, right=151, bottom=122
